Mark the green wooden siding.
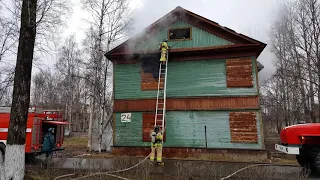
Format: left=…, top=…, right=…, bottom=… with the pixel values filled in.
left=134, top=20, right=233, bottom=52
left=114, top=58, right=258, bottom=99
left=114, top=113, right=145, bottom=146
left=114, top=111, right=262, bottom=149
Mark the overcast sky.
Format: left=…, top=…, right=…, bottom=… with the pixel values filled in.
left=61, top=0, right=281, bottom=82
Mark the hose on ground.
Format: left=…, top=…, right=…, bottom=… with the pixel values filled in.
left=101, top=173, right=130, bottom=180
left=54, top=173, right=75, bottom=180
left=219, top=164, right=273, bottom=180
left=54, top=153, right=151, bottom=180
left=54, top=173, right=129, bottom=180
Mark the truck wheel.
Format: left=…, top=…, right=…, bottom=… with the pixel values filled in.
left=296, top=155, right=309, bottom=167
left=296, top=154, right=318, bottom=173
left=0, top=143, right=5, bottom=161
left=312, top=152, right=320, bottom=173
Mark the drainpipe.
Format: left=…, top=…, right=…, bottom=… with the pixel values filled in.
left=205, top=126, right=207, bottom=149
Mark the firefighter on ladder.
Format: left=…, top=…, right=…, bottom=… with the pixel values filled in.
left=150, top=125, right=164, bottom=165
left=159, top=39, right=169, bottom=65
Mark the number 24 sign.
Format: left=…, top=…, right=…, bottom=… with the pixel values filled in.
left=121, top=113, right=131, bottom=123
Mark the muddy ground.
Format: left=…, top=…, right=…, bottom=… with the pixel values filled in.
left=24, top=134, right=314, bottom=180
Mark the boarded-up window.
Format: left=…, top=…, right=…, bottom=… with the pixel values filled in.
left=229, top=112, right=258, bottom=143
left=142, top=113, right=166, bottom=142
left=226, top=59, right=253, bottom=87
left=141, top=69, right=164, bottom=90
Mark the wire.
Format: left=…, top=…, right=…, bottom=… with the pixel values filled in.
left=219, top=164, right=274, bottom=180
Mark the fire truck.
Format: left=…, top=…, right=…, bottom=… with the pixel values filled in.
left=275, top=123, right=320, bottom=172
left=0, top=107, right=69, bottom=160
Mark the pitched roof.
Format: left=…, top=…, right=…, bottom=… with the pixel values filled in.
left=105, top=6, right=266, bottom=58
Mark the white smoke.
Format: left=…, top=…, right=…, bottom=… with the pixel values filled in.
left=129, top=0, right=280, bottom=82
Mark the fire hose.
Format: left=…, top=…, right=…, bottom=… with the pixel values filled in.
left=54, top=153, right=151, bottom=180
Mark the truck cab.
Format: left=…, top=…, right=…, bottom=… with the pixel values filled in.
left=275, top=123, right=320, bottom=173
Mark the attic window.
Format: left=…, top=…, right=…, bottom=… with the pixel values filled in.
left=168, top=28, right=191, bottom=40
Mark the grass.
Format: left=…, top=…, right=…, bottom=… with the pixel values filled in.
left=60, top=136, right=88, bottom=158
left=24, top=134, right=306, bottom=180
left=25, top=159, right=308, bottom=180
left=179, top=153, right=268, bottom=163
left=271, top=157, right=299, bottom=166
left=63, top=136, right=88, bottom=148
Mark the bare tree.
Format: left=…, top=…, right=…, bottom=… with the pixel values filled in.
left=1, top=0, right=37, bottom=179
left=0, top=17, right=18, bottom=63
left=0, top=0, right=71, bottom=105
left=55, top=35, right=83, bottom=133
left=81, top=0, right=132, bottom=152
left=264, top=0, right=320, bottom=134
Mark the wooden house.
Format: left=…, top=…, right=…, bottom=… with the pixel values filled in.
left=105, top=6, right=267, bottom=160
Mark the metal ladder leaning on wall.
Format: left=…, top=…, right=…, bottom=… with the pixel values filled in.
left=154, top=52, right=169, bottom=137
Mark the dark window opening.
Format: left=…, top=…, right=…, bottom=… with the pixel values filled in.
left=168, top=28, right=191, bottom=40
left=41, top=122, right=57, bottom=145
left=140, top=53, right=160, bottom=79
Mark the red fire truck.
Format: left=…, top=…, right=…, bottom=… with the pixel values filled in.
left=275, top=123, right=320, bottom=172
left=0, top=107, right=69, bottom=160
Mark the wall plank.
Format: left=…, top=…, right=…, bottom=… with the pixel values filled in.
left=229, top=112, right=258, bottom=143
left=114, top=96, right=259, bottom=112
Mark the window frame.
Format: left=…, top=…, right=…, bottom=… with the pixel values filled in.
left=167, top=27, right=192, bottom=41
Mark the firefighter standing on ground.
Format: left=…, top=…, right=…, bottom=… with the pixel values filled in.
left=150, top=126, right=164, bottom=165
left=42, top=128, right=55, bottom=165
left=159, top=39, right=169, bottom=65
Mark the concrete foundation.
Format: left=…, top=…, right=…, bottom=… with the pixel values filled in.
left=112, top=146, right=268, bottom=162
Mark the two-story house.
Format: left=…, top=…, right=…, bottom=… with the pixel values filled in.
left=105, top=6, right=267, bottom=160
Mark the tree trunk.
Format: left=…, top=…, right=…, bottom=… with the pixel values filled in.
left=68, top=97, right=73, bottom=134
left=97, top=0, right=106, bottom=153
left=87, top=95, right=94, bottom=151
left=307, top=54, right=315, bottom=123
left=3, top=0, right=37, bottom=179
left=83, top=94, right=88, bottom=132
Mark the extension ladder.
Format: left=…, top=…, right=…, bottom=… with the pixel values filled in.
left=154, top=52, right=169, bottom=134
